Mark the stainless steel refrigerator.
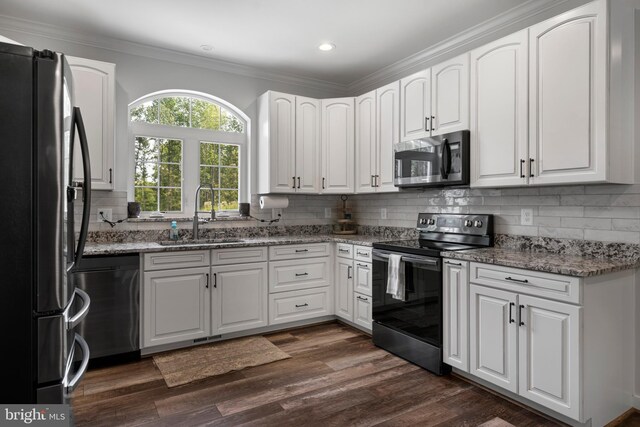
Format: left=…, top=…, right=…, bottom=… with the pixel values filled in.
left=0, top=41, right=92, bottom=403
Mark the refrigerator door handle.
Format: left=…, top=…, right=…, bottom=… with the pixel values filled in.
left=65, top=288, right=91, bottom=330
left=72, top=107, right=92, bottom=267
left=64, top=333, right=90, bottom=394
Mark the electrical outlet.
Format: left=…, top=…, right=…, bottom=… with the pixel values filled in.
left=521, top=208, right=533, bottom=226
left=272, top=208, right=282, bottom=220
left=381, top=208, right=388, bottom=220
left=98, top=208, right=113, bottom=222
left=324, top=208, right=332, bottom=218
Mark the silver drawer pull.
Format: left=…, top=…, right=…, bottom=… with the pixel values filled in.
left=295, top=272, right=309, bottom=277
left=444, top=261, right=462, bottom=266
left=295, top=249, right=309, bottom=253
left=356, top=251, right=369, bottom=256
left=357, top=296, right=369, bottom=301
left=338, top=249, right=349, bottom=253
left=295, top=303, right=309, bottom=308
left=357, top=263, right=369, bottom=269
left=505, top=276, right=529, bottom=284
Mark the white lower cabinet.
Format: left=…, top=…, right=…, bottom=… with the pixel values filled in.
left=335, top=257, right=354, bottom=321
left=354, top=261, right=372, bottom=296
left=211, top=262, right=268, bottom=335
left=353, top=292, right=372, bottom=330
left=269, top=287, right=333, bottom=325
left=143, top=267, right=211, bottom=348
left=443, top=260, right=469, bottom=371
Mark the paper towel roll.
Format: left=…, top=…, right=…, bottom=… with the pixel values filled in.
left=259, top=195, right=289, bottom=209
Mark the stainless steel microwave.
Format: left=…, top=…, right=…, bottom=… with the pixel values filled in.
left=394, top=130, right=469, bottom=188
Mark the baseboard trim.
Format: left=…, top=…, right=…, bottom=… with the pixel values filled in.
left=634, top=394, right=640, bottom=409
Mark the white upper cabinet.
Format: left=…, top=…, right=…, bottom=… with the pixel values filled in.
left=355, top=90, right=376, bottom=193
left=528, top=0, right=607, bottom=185
left=470, top=30, right=529, bottom=187
left=400, top=69, right=431, bottom=141
left=355, top=82, right=400, bottom=194
left=295, top=96, right=321, bottom=193
left=321, top=97, right=355, bottom=193
left=68, top=56, right=115, bottom=190
left=431, top=53, right=470, bottom=136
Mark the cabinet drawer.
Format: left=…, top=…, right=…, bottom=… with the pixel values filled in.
left=144, top=250, right=210, bottom=271
left=354, top=245, right=372, bottom=262
left=211, top=247, right=267, bottom=265
left=470, top=262, right=581, bottom=304
left=336, top=243, right=353, bottom=259
left=269, top=288, right=333, bottom=325
left=269, top=243, right=331, bottom=261
left=269, top=258, right=330, bottom=293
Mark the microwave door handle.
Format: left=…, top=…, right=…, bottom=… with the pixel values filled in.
left=440, top=138, right=451, bottom=180
left=73, top=107, right=92, bottom=267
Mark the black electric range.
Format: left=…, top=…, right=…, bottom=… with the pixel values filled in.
left=371, top=213, right=493, bottom=375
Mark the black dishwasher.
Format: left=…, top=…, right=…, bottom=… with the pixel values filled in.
left=71, top=254, right=140, bottom=366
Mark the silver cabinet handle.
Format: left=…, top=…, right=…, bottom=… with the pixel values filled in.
left=444, top=261, right=462, bottom=266
left=529, top=158, right=535, bottom=178
left=424, top=116, right=429, bottom=131
left=356, top=251, right=368, bottom=256
left=356, top=263, right=369, bottom=269
left=357, top=295, right=369, bottom=301
left=295, top=272, right=309, bottom=277
left=505, top=276, right=528, bottom=284
left=347, top=265, right=353, bottom=279
left=338, top=249, right=349, bottom=253
left=65, top=333, right=89, bottom=394
left=431, top=115, right=435, bottom=131
left=295, top=303, right=309, bottom=308
left=371, top=175, right=375, bottom=187
left=295, top=249, right=309, bottom=253
left=292, top=176, right=296, bottom=189
left=519, top=305, right=525, bottom=326
left=66, top=288, right=91, bottom=330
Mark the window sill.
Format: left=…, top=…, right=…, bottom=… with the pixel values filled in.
left=127, top=215, right=253, bottom=223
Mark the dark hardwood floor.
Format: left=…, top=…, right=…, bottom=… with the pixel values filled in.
left=71, top=322, right=587, bottom=426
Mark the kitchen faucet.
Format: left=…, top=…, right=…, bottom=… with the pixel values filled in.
left=193, top=183, right=215, bottom=239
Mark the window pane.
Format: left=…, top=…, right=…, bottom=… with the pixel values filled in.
left=135, top=187, right=158, bottom=212
left=159, top=139, right=182, bottom=163
left=134, top=137, right=158, bottom=163
left=135, top=162, right=158, bottom=186
left=198, top=189, right=214, bottom=212
left=159, top=97, right=189, bottom=127
left=220, top=108, right=244, bottom=133
left=159, top=188, right=182, bottom=212
left=200, top=142, right=219, bottom=166
left=159, top=164, right=181, bottom=187
left=220, top=167, right=238, bottom=189
left=219, top=190, right=239, bottom=211
left=130, top=100, right=158, bottom=124
left=219, top=144, right=238, bottom=166
left=191, top=99, right=221, bottom=130
left=200, top=166, right=218, bottom=186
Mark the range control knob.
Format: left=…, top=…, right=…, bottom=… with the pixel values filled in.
left=464, top=219, right=473, bottom=227
left=419, top=218, right=427, bottom=225
left=427, top=218, right=435, bottom=225
left=474, top=220, right=483, bottom=228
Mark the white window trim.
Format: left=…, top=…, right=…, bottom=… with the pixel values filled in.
left=127, top=90, right=250, bottom=216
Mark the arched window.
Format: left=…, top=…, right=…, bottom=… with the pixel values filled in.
left=129, top=90, right=249, bottom=215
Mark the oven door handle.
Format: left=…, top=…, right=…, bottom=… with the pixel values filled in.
left=372, top=251, right=439, bottom=267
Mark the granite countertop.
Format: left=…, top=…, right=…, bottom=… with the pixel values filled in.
left=83, top=234, right=390, bottom=256
left=441, top=247, right=640, bottom=277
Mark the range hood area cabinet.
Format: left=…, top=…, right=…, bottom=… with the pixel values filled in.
left=470, top=0, right=634, bottom=187
left=399, top=53, right=470, bottom=142
left=67, top=56, right=116, bottom=191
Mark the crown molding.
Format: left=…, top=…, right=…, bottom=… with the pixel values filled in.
left=347, top=0, right=582, bottom=95
left=0, top=14, right=348, bottom=95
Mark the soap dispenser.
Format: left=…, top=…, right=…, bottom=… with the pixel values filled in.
left=169, top=221, right=179, bottom=241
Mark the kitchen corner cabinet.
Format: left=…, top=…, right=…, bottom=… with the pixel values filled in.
left=143, top=267, right=211, bottom=348
left=400, top=54, right=469, bottom=142
left=443, top=260, right=469, bottom=372
left=355, top=82, right=399, bottom=193
left=67, top=56, right=115, bottom=190
left=470, top=30, right=529, bottom=188
left=211, top=262, right=268, bottom=335
left=321, top=97, right=355, bottom=193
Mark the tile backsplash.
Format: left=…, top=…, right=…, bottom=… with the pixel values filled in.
left=77, top=184, right=640, bottom=244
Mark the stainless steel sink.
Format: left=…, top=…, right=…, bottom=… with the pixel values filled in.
left=159, top=238, right=244, bottom=246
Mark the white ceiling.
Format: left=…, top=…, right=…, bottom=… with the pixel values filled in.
left=0, top=0, right=533, bottom=85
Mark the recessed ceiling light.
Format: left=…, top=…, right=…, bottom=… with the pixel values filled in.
left=318, top=43, right=335, bottom=52
left=200, top=44, right=213, bottom=52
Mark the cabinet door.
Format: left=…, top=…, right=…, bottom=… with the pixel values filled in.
left=528, top=0, right=607, bottom=185
left=68, top=57, right=115, bottom=190
left=518, top=295, right=581, bottom=420
left=376, top=81, right=400, bottom=192
left=355, top=91, right=376, bottom=193
left=443, top=260, right=469, bottom=372
left=469, top=284, right=518, bottom=393
left=470, top=30, right=529, bottom=188
left=211, top=262, right=268, bottom=335
left=143, top=267, right=210, bottom=347
left=321, top=98, right=355, bottom=193
left=268, top=92, right=296, bottom=193
left=295, top=96, right=321, bottom=193
left=400, top=69, right=431, bottom=141
left=353, top=293, right=372, bottom=331
left=431, top=53, right=469, bottom=136
left=335, top=258, right=354, bottom=321
left=354, top=261, right=372, bottom=296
